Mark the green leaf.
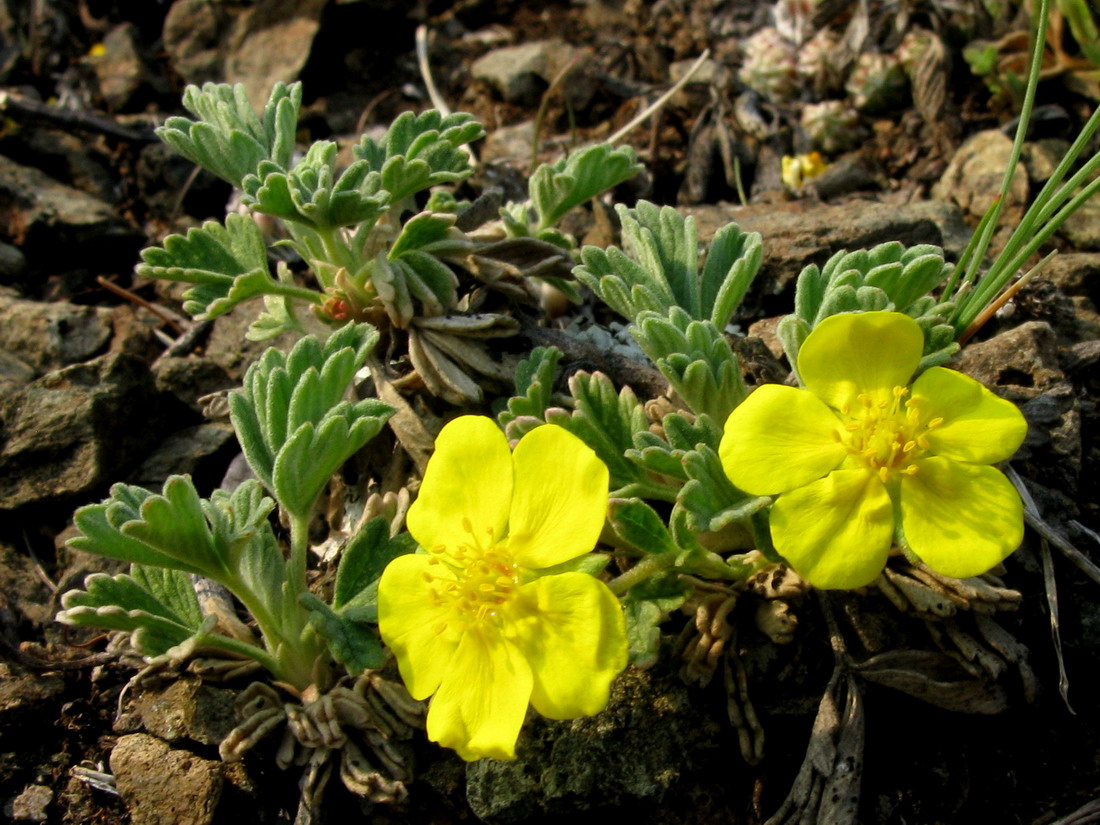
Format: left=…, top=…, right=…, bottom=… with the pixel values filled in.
left=678, top=446, right=771, bottom=534
left=632, top=308, right=747, bottom=423
left=621, top=572, right=693, bottom=668
left=242, top=142, right=390, bottom=230
left=608, top=498, right=680, bottom=555
left=131, top=565, right=205, bottom=631
left=701, top=221, right=763, bottom=329
left=156, top=81, right=301, bottom=188
left=497, top=346, right=562, bottom=437
left=530, top=143, right=642, bottom=230
left=137, top=214, right=320, bottom=320
left=355, top=110, right=485, bottom=204
left=300, top=593, right=385, bottom=673
left=229, top=323, right=394, bottom=519
left=57, top=571, right=205, bottom=657
left=333, top=518, right=417, bottom=615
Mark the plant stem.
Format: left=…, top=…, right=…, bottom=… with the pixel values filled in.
left=608, top=551, right=677, bottom=595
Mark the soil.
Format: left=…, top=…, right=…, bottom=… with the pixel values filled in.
left=2, top=1, right=1100, bottom=824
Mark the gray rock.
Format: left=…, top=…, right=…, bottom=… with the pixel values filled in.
left=128, top=423, right=235, bottom=491
left=7, top=784, right=52, bottom=822
left=1042, top=252, right=1100, bottom=300
left=163, top=0, right=235, bottom=85
left=471, top=39, right=576, bottom=106
left=0, top=349, right=34, bottom=395
left=480, top=120, right=537, bottom=165
left=133, top=679, right=240, bottom=747
left=90, top=22, right=152, bottom=112
left=465, top=665, right=723, bottom=823
left=0, top=154, right=141, bottom=280
left=0, top=240, right=25, bottom=283
left=152, top=355, right=234, bottom=414
left=954, top=320, right=1063, bottom=396
left=223, top=0, right=328, bottom=115
left=110, top=734, right=223, bottom=825
left=1058, top=196, right=1100, bottom=251
left=683, top=199, right=971, bottom=311
left=932, top=130, right=1029, bottom=221
left=0, top=352, right=170, bottom=509
left=0, top=291, right=113, bottom=374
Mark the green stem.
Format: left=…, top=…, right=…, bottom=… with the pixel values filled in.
left=288, top=511, right=312, bottom=599
left=608, top=551, right=678, bottom=595
left=612, top=479, right=682, bottom=503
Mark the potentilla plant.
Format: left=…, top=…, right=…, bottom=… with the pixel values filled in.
left=53, top=4, right=1084, bottom=808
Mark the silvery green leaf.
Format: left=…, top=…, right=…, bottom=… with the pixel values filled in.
left=242, top=142, right=390, bottom=230
left=300, top=593, right=385, bottom=672
left=631, top=308, right=746, bottom=423
left=355, top=110, right=484, bottom=204
left=625, top=431, right=690, bottom=482
left=156, top=82, right=301, bottom=187
left=701, top=221, right=762, bottom=329
left=229, top=323, right=394, bottom=520
left=574, top=244, right=669, bottom=320
left=530, top=143, right=642, bottom=230
left=497, top=346, right=562, bottom=434
left=678, top=445, right=770, bottom=534
left=132, top=565, right=205, bottom=630
left=618, top=201, right=699, bottom=316
left=378, top=212, right=464, bottom=324
left=621, top=572, right=693, bottom=668
left=609, top=498, right=680, bottom=555
left=332, top=518, right=417, bottom=615
left=57, top=571, right=204, bottom=657
left=137, top=214, right=321, bottom=320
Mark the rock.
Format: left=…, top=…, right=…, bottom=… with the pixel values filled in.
left=110, top=734, right=223, bottom=825
left=954, top=321, right=1063, bottom=396
left=0, top=349, right=34, bottom=395
left=0, top=291, right=113, bottom=374
left=7, top=784, right=51, bottom=822
left=90, top=22, right=152, bottom=112
left=683, top=199, right=971, bottom=314
left=223, top=0, right=328, bottom=114
left=480, top=120, right=537, bottom=165
left=134, top=679, right=240, bottom=747
left=0, top=667, right=65, bottom=739
left=1057, top=196, right=1100, bottom=251
left=163, top=0, right=236, bottom=85
left=128, top=423, right=236, bottom=491
left=471, top=39, right=576, bottom=106
left=0, top=542, right=54, bottom=625
left=0, top=240, right=25, bottom=283
left=0, top=352, right=177, bottom=509
left=956, top=321, right=1080, bottom=493
left=932, top=130, right=1028, bottom=221
left=205, top=301, right=294, bottom=380
left=465, top=665, right=724, bottom=822
left=152, top=355, right=234, bottom=414
left=1042, top=252, right=1100, bottom=301
left=0, top=154, right=142, bottom=283
left=164, top=0, right=326, bottom=112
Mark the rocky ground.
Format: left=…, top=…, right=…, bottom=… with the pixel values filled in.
left=2, top=1, right=1100, bottom=823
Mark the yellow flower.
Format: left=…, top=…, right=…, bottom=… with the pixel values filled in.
left=719, top=311, right=1027, bottom=589
left=378, top=416, right=628, bottom=760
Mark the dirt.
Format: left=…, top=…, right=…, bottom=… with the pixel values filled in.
left=2, top=1, right=1100, bottom=823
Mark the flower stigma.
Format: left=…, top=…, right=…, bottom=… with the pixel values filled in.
left=836, top=386, right=944, bottom=483
left=424, top=517, right=520, bottom=636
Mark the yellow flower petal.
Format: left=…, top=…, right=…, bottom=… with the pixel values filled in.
left=377, top=553, right=458, bottom=700
left=720, top=384, right=846, bottom=495
left=800, top=312, right=924, bottom=410
left=770, top=469, right=895, bottom=589
left=407, top=416, right=513, bottom=553
left=427, top=629, right=533, bottom=761
left=508, top=573, right=627, bottom=720
left=908, top=367, right=1027, bottom=464
left=899, top=457, right=1023, bottom=579
left=506, top=425, right=609, bottom=569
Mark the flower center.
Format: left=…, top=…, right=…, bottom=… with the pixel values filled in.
left=836, top=386, right=943, bottom=482
left=423, top=518, right=520, bottom=635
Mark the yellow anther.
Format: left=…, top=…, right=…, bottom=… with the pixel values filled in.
left=928, top=417, right=944, bottom=428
